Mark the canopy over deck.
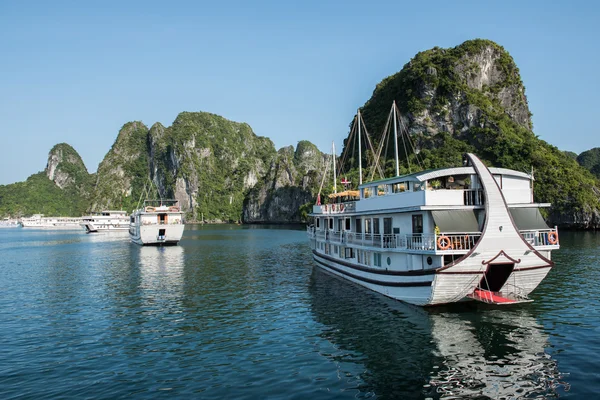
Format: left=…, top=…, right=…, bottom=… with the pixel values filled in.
left=432, top=210, right=480, bottom=233
left=328, top=190, right=360, bottom=199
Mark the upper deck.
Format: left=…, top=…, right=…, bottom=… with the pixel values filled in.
left=312, top=167, right=542, bottom=215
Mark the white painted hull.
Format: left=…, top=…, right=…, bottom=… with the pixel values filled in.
left=313, top=251, right=434, bottom=305
left=312, top=247, right=552, bottom=306
left=130, top=224, right=185, bottom=245
left=21, top=223, right=82, bottom=229
left=81, top=222, right=129, bottom=233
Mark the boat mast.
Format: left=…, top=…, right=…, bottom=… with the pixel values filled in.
left=393, top=101, right=400, bottom=177
left=332, top=141, right=337, bottom=194
left=358, top=110, right=363, bottom=185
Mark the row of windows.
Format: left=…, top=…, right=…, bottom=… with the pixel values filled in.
left=319, top=241, right=384, bottom=267
left=362, top=181, right=419, bottom=198
left=317, top=215, right=423, bottom=235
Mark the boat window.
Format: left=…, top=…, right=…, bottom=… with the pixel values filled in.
left=374, top=253, right=382, bottom=267
left=344, top=248, right=355, bottom=259
left=355, top=218, right=362, bottom=233
left=384, top=218, right=392, bottom=235
left=316, top=218, right=320, bottom=228
left=373, top=218, right=380, bottom=234
left=392, top=182, right=407, bottom=193
left=363, top=187, right=373, bottom=198
left=413, top=182, right=422, bottom=192
left=345, top=218, right=351, bottom=231
left=365, top=219, right=371, bottom=234
left=328, top=218, right=333, bottom=230
left=412, top=214, right=423, bottom=234
left=377, top=185, right=386, bottom=196
left=338, top=219, right=343, bottom=232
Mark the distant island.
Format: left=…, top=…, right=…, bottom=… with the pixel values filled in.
left=1, top=39, right=599, bottom=229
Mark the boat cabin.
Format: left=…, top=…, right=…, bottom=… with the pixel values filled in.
left=309, top=166, right=557, bottom=270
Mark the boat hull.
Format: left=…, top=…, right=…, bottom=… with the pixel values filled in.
left=129, top=224, right=185, bottom=246
left=312, top=250, right=552, bottom=306
left=312, top=251, right=435, bottom=306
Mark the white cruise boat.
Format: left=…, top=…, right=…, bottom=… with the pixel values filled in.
left=129, top=200, right=185, bottom=245
left=20, top=214, right=82, bottom=229
left=80, top=210, right=130, bottom=233
left=0, top=218, right=21, bottom=228
left=307, top=106, right=559, bottom=306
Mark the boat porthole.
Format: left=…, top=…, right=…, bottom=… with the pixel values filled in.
left=387, top=257, right=391, bottom=266
left=427, top=256, right=433, bottom=265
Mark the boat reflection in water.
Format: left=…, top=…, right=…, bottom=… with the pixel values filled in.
left=308, top=268, right=569, bottom=399
left=136, top=246, right=185, bottom=304
left=427, top=308, right=570, bottom=399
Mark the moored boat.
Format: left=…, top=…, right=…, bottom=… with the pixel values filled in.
left=0, top=218, right=21, bottom=228
left=129, top=200, right=185, bottom=246
left=80, top=210, right=129, bottom=233
left=307, top=105, right=559, bottom=306
left=20, top=214, right=82, bottom=229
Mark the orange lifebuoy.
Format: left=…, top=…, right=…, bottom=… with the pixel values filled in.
left=437, top=235, right=452, bottom=250
left=339, top=204, right=345, bottom=212
left=145, top=206, right=155, bottom=212
left=548, top=231, right=558, bottom=245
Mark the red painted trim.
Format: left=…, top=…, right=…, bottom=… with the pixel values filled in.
left=482, top=250, right=522, bottom=265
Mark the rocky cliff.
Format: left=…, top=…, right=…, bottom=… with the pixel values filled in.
left=45, top=143, right=92, bottom=193
left=0, top=144, right=92, bottom=217
left=243, top=141, right=328, bottom=223
left=346, top=39, right=600, bottom=229
left=88, top=112, right=322, bottom=223
left=89, top=121, right=150, bottom=211
left=148, top=112, right=277, bottom=222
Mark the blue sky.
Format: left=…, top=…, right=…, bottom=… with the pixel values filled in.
left=0, top=0, right=598, bottom=185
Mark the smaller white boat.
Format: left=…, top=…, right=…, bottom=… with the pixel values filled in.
left=20, top=214, right=82, bottom=229
left=129, top=200, right=185, bottom=246
left=80, top=210, right=130, bottom=233
left=0, top=218, right=21, bottom=228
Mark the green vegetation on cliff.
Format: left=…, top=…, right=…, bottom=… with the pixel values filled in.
left=0, top=172, right=90, bottom=217
left=90, top=121, right=150, bottom=211
left=153, top=112, right=277, bottom=222
left=577, top=148, right=600, bottom=179
left=0, top=143, right=93, bottom=217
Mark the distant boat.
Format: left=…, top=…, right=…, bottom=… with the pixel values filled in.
left=20, top=214, right=82, bottom=229
left=0, top=218, right=21, bottom=228
left=80, top=210, right=130, bottom=233
left=129, top=200, right=185, bottom=246
left=307, top=104, right=559, bottom=306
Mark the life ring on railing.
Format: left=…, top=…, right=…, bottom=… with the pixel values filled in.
left=437, top=235, right=452, bottom=250
left=169, top=206, right=180, bottom=212
left=333, top=204, right=338, bottom=212
left=145, top=206, right=155, bottom=212
left=548, top=231, right=558, bottom=245
left=339, top=204, right=345, bottom=212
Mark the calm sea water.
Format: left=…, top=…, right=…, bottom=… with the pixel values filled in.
left=0, top=226, right=598, bottom=399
